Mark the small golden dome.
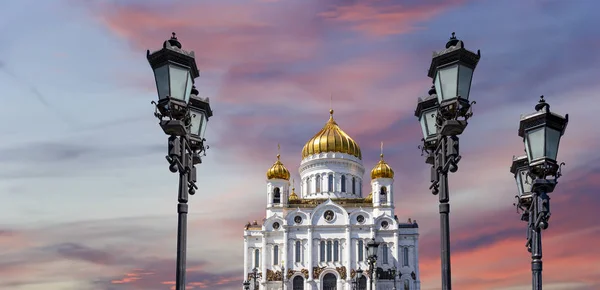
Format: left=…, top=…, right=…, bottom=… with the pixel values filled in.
left=267, top=154, right=290, bottom=180
left=371, top=154, right=394, bottom=179
left=364, top=192, right=373, bottom=203
left=301, top=110, right=362, bottom=159
left=289, top=187, right=299, bottom=202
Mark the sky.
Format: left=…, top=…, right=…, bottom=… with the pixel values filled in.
left=1, top=0, right=599, bottom=289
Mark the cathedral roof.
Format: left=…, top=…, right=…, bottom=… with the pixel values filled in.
left=301, top=109, right=362, bottom=160
left=266, top=154, right=290, bottom=180
left=370, top=153, right=394, bottom=179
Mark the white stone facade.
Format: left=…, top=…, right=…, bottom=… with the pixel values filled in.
left=244, top=152, right=420, bottom=290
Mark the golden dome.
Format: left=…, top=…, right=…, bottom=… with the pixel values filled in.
left=371, top=153, right=394, bottom=179
left=302, top=110, right=362, bottom=159
left=289, top=186, right=299, bottom=202
left=267, top=154, right=290, bottom=180
left=364, top=192, right=373, bottom=203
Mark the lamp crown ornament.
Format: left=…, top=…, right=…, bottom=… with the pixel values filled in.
left=428, top=85, right=436, bottom=97
left=535, top=95, right=550, bottom=112
left=446, top=32, right=461, bottom=48
left=190, top=85, right=199, bottom=97
left=167, top=32, right=182, bottom=49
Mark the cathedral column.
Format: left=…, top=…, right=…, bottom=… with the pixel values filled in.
left=244, top=236, right=249, bottom=280
left=261, top=235, right=267, bottom=289
left=393, top=231, right=399, bottom=290
left=307, top=227, right=313, bottom=282
left=283, top=229, right=289, bottom=290
left=345, top=226, right=351, bottom=287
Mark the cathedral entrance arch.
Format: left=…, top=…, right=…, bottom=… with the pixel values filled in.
left=322, top=273, right=337, bottom=290
left=292, top=276, right=304, bottom=290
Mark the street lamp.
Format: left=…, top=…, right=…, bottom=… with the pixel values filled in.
left=353, top=268, right=364, bottom=290
left=147, top=33, right=213, bottom=290
left=414, top=32, right=480, bottom=290
left=389, top=266, right=397, bottom=290
left=511, top=96, right=568, bottom=290
left=366, top=238, right=380, bottom=290
left=250, top=268, right=259, bottom=290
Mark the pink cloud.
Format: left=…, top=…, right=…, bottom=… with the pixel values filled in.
left=319, top=0, right=467, bottom=37
left=94, top=1, right=325, bottom=73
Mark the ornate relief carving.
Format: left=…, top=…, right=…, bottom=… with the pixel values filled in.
left=350, top=268, right=356, bottom=279
left=301, top=268, right=309, bottom=279
left=287, top=269, right=295, bottom=279
left=267, top=269, right=283, bottom=281
left=312, top=266, right=326, bottom=279
left=336, top=266, right=347, bottom=279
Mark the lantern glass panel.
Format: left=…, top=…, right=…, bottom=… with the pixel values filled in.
left=419, top=108, right=438, bottom=139
left=169, top=65, right=192, bottom=102
left=434, top=73, right=442, bottom=104
left=190, top=108, right=208, bottom=139
left=153, top=64, right=170, bottom=100
left=457, top=65, right=474, bottom=100
left=545, top=127, right=561, bottom=161
left=436, top=65, right=458, bottom=102
left=525, top=127, right=545, bottom=162
left=516, top=169, right=532, bottom=198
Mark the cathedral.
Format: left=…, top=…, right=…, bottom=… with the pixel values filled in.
left=243, top=110, right=420, bottom=290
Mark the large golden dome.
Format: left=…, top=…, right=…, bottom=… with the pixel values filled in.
left=301, top=110, right=362, bottom=159
left=267, top=154, right=290, bottom=180
left=371, top=153, right=394, bottom=179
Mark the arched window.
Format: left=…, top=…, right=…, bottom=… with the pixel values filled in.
left=315, top=175, right=321, bottom=193
left=359, top=180, right=362, bottom=196
left=380, top=186, right=387, bottom=203
left=293, top=276, right=304, bottom=290
left=328, top=174, right=334, bottom=192
left=333, top=240, right=339, bottom=262
left=323, top=273, right=337, bottom=290
left=382, top=244, right=388, bottom=264
left=273, top=245, right=279, bottom=265
left=305, top=178, right=310, bottom=195
left=403, top=247, right=409, bottom=266
left=341, top=175, right=346, bottom=192
left=295, top=241, right=301, bottom=262
left=352, top=177, right=356, bottom=194
left=273, top=187, right=281, bottom=204
left=320, top=241, right=325, bottom=262
left=254, top=249, right=260, bottom=268
left=358, top=240, right=364, bottom=262
left=326, top=241, right=332, bottom=262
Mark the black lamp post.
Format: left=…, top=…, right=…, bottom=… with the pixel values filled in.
left=366, top=238, right=380, bottom=290
left=147, top=33, right=213, bottom=290
left=510, top=96, right=568, bottom=290
left=414, top=32, right=480, bottom=290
